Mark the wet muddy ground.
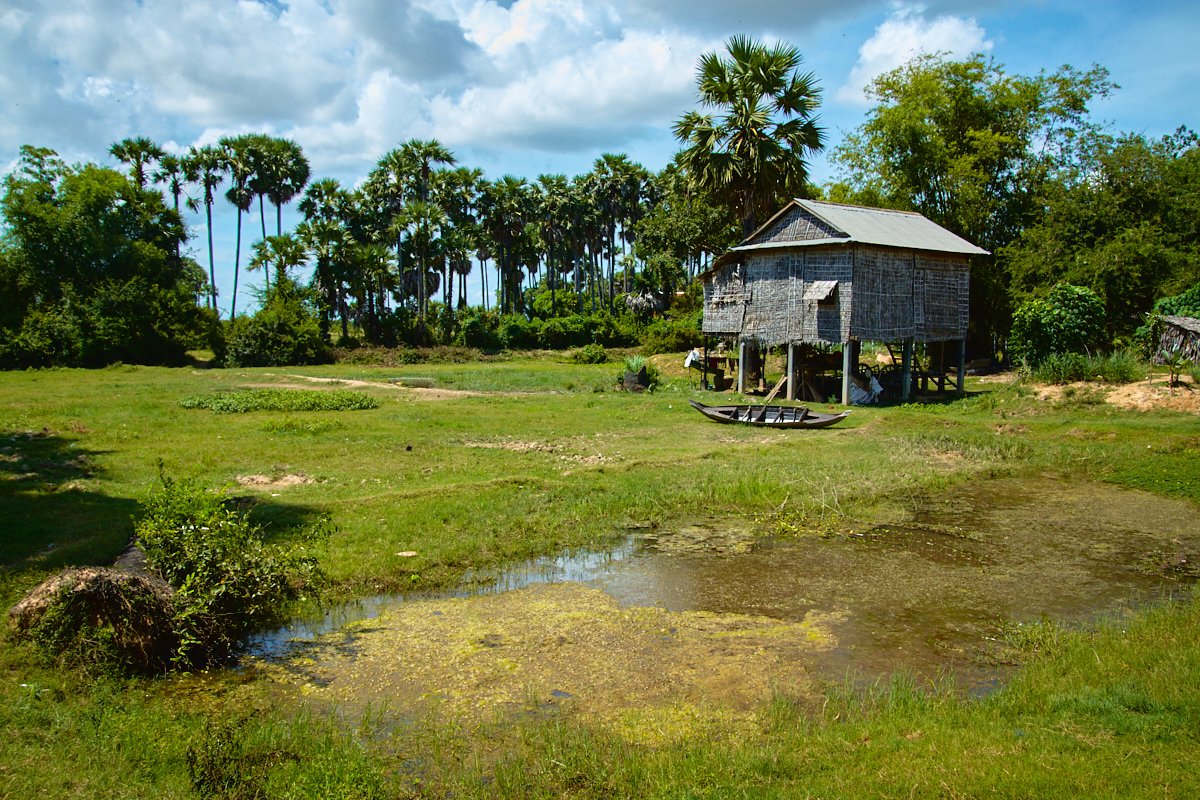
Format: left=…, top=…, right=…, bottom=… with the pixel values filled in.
left=249, top=478, right=1198, bottom=740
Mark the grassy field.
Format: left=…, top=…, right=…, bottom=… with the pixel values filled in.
left=2, top=355, right=1198, bottom=797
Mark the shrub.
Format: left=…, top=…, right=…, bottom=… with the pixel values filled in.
left=498, top=315, right=541, bottom=349
left=539, top=315, right=589, bottom=349
left=641, top=312, right=702, bottom=355
left=588, top=310, right=640, bottom=347
left=571, top=343, right=609, bottom=364
left=1008, top=284, right=1107, bottom=367
left=456, top=312, right=502, bottom=351
left=135, top=473, right=326, bottom=667
left=218, top=277, right=331, bottom=367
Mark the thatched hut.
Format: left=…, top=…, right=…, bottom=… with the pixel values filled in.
left=701, top=199, right=989, bottom=404
left=1155, top=315, right=1200, bottom=364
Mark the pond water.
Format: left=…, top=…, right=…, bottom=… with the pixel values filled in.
left=245, top=477, right=1198, bottom=736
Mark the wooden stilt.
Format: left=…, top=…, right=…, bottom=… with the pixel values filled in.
left=902, top=340, right=914, bottom=402
left=786, top=343, right=796, bottom=401
left=956, top=338, right=967, bottom=396
left=841, top=343, right=853, bottom=406
left=737, top=340, right=746, bottom=395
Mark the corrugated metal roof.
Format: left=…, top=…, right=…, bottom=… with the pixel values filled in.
left=735, top=199, right=989, bottom=256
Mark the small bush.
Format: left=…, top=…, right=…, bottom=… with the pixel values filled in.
left=640, top=312, right=702, bottom=355
left=571, top=343, right=608, bottom=364
left=218, top=277, right=331, bottom=367
left=180, top=389, right=379, bottom=413
left=456, top=312, right=502, bottom=351
left=136, top=473, right=326, bottom=667
left=539, top=315, right=590, bottom=349
left=498, top=315, right=541, bottom=349
left=1008, top=284, right=1107, bottom=367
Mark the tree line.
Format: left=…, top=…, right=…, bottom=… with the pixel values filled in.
left=2, top=37, right=1197, bottom=369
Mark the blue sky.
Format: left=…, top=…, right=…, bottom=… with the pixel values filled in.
left=2, top=0, right=1197, bottom=313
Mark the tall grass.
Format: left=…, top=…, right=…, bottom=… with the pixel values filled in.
left=1028, top=350, right=1146, bottom=384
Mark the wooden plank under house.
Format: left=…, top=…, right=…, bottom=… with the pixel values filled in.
left=700, top=199, right=990, bottom=405
left=1155, top=316, right=1200, bottom=364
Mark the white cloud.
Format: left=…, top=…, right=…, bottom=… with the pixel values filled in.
left=837, top=4, right=992, bottom=104
left=428, top=28, right=707, bottom=154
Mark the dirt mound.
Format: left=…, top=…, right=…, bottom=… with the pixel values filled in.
left=9, top=567, right=176, bottom=673
left=236, top=473, right=315, bottom=489
left=1105, top=377, right=1200, bottom=414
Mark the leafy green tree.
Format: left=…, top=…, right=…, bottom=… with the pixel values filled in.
left=832, top=53, right=1114, bottom=353
left=218, top=274, right=330, bottom=368
left=262, top=137, right=310, bottom=236
left=673, top=35, right=825, bottom=237
left=0, top=146, right=210, bottom=368
left=249, top=233, right=309, bottom=291
left=479, top=176, right=535, bottom=313
left=1004, top=129, right=1200, bottom=339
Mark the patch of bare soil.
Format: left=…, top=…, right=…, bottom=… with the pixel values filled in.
left=464, top=438, right=617, bottom=469
left=235, top=473, right=315, bottom=489
left=283, top=373, right=484, bottom=400
left=1105, top=376, right=1200, bottom=414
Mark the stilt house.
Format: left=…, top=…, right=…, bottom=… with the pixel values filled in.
left=701, top=199, right=989, bottom=404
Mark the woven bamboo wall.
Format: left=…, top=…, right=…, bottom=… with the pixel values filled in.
left=914, top=254, right=970, bottom=340
left=850, top=247, right=914, bottom=341
left=702, top=245, right=969, bottom=345
left=741, top=255, right=794, bottom=343
left=757, top=206, right=842, bottom=244
left=797, top=250, right=853, bottom=344
left=701, top=264, right=746, bottom=335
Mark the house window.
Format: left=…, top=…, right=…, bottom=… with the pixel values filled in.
left=804, top=280, right=838, bottom=305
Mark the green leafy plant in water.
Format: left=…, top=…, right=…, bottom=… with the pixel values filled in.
left=136, top=470, right=327, bottom=667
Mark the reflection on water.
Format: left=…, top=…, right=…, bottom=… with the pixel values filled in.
left=247, top=477, right=1199, bottom=708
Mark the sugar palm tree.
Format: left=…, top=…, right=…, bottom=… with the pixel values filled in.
left=263, top=137, right=310, bottom=236
left=183, top=145, right=226, bottom=313
left=479, top=176, right=533, bottom=313
left=219, top=135, right=258, bottom=317
left=673, top=35, right=825, bottom=236
left=110, top=136, right=164, bottom=190
left=249, top=233, right=309, bottom=288
left=152, top=153, right=188, bottom=265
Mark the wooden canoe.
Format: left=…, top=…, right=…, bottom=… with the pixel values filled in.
left=688, top=400, right=850, bottom=429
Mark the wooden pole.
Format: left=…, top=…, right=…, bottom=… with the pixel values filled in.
left=786, top=343, right=796, bottom=401
left=956, top=338, right=967, bottom=396
left=737, top=340, right=746, bottom=395
left=901, top=340, right=914, bottom=401
left=841, top=342, right=853, bottom=406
